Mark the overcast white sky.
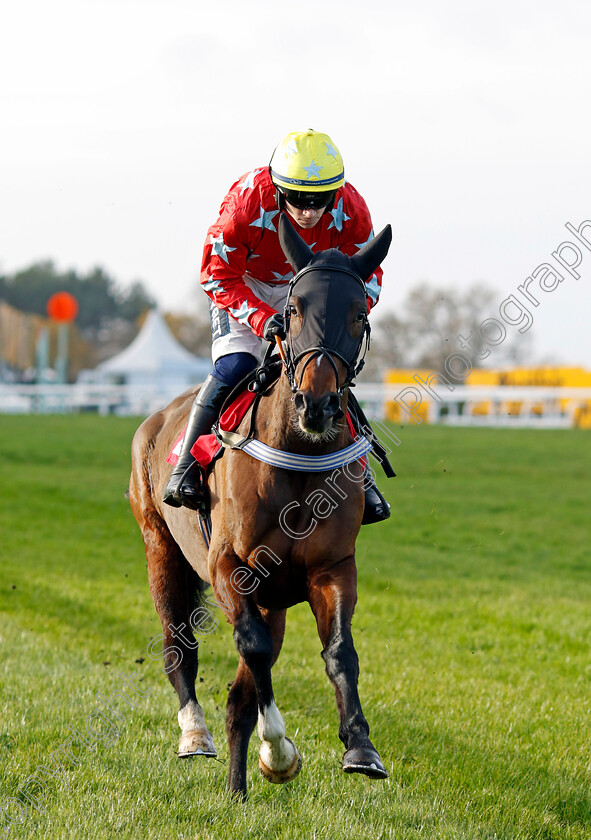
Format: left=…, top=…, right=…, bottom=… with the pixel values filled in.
left=2, top=0, right=590, bottom=367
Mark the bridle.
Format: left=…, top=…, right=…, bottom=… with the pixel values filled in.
left=280, top=263, right=371, bottom=396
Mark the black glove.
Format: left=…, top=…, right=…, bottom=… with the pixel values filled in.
left=262, top=313, right=286, bottom=341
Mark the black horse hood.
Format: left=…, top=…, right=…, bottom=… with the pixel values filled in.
left=285, top=258, right=368, bottom=366
left=278, top=214, right=392, bottom=366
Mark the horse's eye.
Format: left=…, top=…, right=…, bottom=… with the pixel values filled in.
left=289, top=305, right=298, bottom=317
left=356, top=312, right=366, bottom=322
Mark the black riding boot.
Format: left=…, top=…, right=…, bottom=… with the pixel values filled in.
left=163, top=375, right=231, bottom=510
left=362, top=482, right=391, bottom=525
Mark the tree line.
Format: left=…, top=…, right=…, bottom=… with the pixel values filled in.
left=0, top=261, right=155, bottom=331
left=0, top=261, right=157, bottom=380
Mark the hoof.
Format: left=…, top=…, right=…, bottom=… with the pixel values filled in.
left=258, top=738, right=302, bottom=784
left=342, top=746, right=388, bottom=779
left=178, top=729, right=217, bottom=758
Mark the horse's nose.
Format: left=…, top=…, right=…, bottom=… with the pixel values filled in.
left=321, top=393, right=342, bottom=418
left=294, top=391, right=341, bottom=424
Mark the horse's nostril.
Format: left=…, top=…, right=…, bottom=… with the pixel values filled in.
left=321, top=393, right=341, bottom=418
left=293, top=392, right=307, bottom=413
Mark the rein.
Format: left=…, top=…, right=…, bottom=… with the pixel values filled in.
left=293, top=347, right=345, bottom=396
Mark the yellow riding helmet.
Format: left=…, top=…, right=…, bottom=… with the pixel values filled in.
left=270, top=129, right=345, bottom=193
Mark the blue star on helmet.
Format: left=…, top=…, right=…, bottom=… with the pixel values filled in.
left=250, top=205, right=279, bottom=232
left=202, top=275, right=226, bottom=297
left=325, top=142, right=338, bottom=160
left=271, top=270, right=294, bottom=282
left=303, top=160, right=323, bottom=180
left=229, top=300, right=259, bottom=326
left=328, top=198, right=351, bottom=232
left=355, top=229, right=375, bottom=250
left=238, top=168, right=263, bottom=194
left=209, top=232, right=236, bottom=264
left=365, top=273, right=380, bottom=305
left=286, top=140, right=298, bottom=157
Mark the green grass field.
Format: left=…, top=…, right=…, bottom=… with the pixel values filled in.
left=0, top=415, right=590, bottom=840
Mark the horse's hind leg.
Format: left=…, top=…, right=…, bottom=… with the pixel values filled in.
left=225, top=657, right=257, bottom=796
left=142, top=510, right=216, bottom=758
left=308, top=555, right=387, bottom=779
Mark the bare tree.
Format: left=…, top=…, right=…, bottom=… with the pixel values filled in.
left=361, top=311, right=409, bottom=380
left=403, top=283, right=497, bottom=372
left=362, top=282, right=532, bottom=382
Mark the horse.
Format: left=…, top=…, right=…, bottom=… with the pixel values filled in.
left=129, top=214, right=392, bottom=799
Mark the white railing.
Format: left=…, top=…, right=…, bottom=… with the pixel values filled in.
left=1, top=382, right=591, bottom=427
left=0, top=384, right=175, bottom=416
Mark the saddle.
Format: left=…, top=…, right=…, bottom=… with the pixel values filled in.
left=166, top=361, right=282, bottom=470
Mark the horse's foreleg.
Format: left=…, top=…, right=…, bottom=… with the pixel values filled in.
left=308, top=556, right=387, bottom=779
left=225, top=609, right=291, bottom=796
left=212, top=561, right=299, bottom=797
left=142, top=511, right=216, bottom=758
left=235, top=604, right=300, bottom=788
left=251, top=608, right=300, bottom=785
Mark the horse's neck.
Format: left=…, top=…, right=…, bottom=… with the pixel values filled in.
left=258, top=373, right=350, bottom=454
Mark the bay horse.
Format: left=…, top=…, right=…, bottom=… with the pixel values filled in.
left=129, top=215, right=392, bottom=799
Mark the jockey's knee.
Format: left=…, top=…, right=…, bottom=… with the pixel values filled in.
left=213, top=353, right=258, bottom=388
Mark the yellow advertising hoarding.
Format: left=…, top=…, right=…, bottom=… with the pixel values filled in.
left=385, top=367, right=591, bottom=427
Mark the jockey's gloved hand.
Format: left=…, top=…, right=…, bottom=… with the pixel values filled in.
left=263, top=313, right=286, bottom=341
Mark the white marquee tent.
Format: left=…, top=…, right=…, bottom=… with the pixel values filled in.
left=94, top=309, right=210, bottom=402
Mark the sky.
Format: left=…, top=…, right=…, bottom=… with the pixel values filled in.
left=1, top=0, right=590, bottom=368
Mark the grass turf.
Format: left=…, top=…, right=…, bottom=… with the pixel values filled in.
left=0, top=415, right=590, bottom=839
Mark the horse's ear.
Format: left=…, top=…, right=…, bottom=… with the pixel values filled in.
left=278, top=213, right=314, bottom=274
left=350, top=225, right=392, bottom=280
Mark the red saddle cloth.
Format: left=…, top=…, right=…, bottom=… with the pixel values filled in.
left=166, top=389, right=257, bottom=472
left=166, top=388, right=359, bottom=474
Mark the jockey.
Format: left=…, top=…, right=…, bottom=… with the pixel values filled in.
left=164, top=128, right=390, bottom=524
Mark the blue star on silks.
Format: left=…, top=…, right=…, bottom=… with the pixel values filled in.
left=366, top=273, right=380, bottom=305
left=229, top=300, right=258, bottom=325
left=355, top=229, right=375, bottom=250
left=303, top=160, right=322, bottom=179
left=271, top=270, right=294, bottom=282
left=250, top=205, right=279, bottom=232
left=325, top=142, right=338, bottom=159
left=328, top=198, right=351, bottom=232
left=209, top=232, right=236, bottom=264
left=202, top=275, right=226, bottom=297
left=238, top=168, right=263, bottom=194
